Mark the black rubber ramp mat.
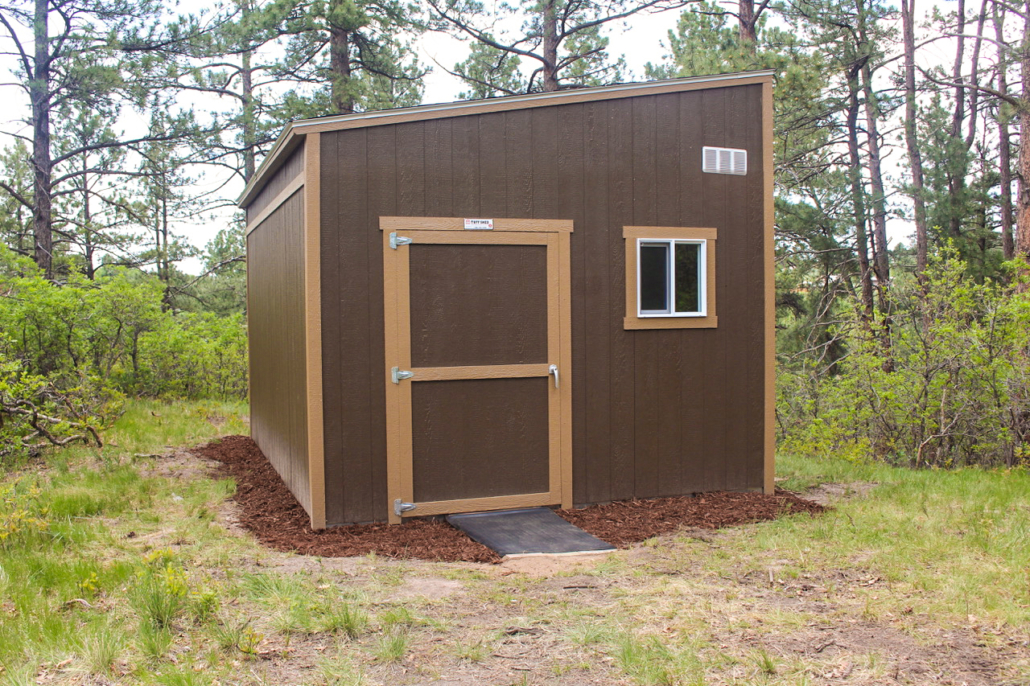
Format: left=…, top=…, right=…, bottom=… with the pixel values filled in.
left=447, top=508, right=616, bottom=557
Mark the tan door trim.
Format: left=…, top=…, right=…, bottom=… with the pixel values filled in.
left=303, top=133, right=326, bottom=530
left=381, top=216, right=573, bottom=233
left=381, top=218, right=573, bottom=523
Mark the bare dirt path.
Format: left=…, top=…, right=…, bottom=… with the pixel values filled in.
left=170, top=438, right=1021, bottom=685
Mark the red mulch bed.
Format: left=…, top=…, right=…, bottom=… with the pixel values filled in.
left=194, top=435, right=825, bottom=564
left=560, top=490, right=826, bottom=548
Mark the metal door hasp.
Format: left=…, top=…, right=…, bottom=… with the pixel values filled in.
left=389, top=232, right=412, bottom=250
left=391, top=367, right=414, bottom=384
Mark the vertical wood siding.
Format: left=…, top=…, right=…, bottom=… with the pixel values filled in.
left=246, top=146, right=305, bottom=224
left=247, top=190, right=311, bottom=514
left=318, top=84, right=768, bottom=525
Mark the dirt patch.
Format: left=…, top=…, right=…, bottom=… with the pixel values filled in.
left=804, top=481, right=879, bottom=506
left=194, top=435, right=826, bottom=563
left=136, top=447, right=221, bottom=481
left=746, top=621, right=1004, bottom=685
left=391, top=576, right=465, bottom=600
left=499, top=552, right=612, bottom=577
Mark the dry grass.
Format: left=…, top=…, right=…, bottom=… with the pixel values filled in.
left=0, top=401, right=1028, bottom=684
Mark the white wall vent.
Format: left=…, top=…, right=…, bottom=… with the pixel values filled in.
left=702, top=146, right=747, bottom=176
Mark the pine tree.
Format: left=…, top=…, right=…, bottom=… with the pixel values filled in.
left=432, top=0, right=686, bottom=94
left=0, top=0, right=206, bottom=277
left=270, top=0, right=427, bottom=116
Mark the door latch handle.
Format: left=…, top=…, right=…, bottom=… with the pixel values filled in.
left=391, top=367, right=414, bottom=384
left=548, top=364, right=559, bottom=389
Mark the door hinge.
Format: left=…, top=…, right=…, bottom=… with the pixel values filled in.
left=394, top=499, right=416, bottom=517
left=391, top=366, right=415, bottom=384
left=389, top=232, right=412, bottom=250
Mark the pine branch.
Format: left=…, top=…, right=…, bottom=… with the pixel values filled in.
left=0, top=179, right=32, bottom=209
left=918, top=65, right=1021, bottom=108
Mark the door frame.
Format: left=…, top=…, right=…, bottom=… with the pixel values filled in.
left=381, top=217, right=573, bottom=523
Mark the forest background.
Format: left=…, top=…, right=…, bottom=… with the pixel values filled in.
left=0, top=0, right=1027, bottom=471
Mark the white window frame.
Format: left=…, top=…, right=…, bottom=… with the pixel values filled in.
left=636, top=238, right=708, bottom=318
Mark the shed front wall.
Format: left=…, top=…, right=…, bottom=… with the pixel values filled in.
left=319, top=84, right=768, bottom=526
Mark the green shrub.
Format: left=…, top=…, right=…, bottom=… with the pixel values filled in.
left=0, top=243, right=247, bottom=455
left=780, top=250, right=1030, bottom=468
left=0, top=479, right=50, bottom=549
left=131, top=555, right=190, bottom=630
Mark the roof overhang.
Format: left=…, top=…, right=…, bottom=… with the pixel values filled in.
left=238, top=70, right=774, bottom=208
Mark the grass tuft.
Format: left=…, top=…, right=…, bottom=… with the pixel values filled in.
left=82, top=622, right=122, bottom=676
left=321, top=601, right=368, bottom=637
left=131, top=562, right=189, bottom=630
left=318, top=652, right=365, bottom=685
left=616, top=634, right=704, bottom=686
left=374, top=630, right=409, bottom=663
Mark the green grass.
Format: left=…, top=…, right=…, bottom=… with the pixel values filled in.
left=321, top=601, right=369, bottom=637
left=768, top=453, right=1030, bottom=625
left=373, top=630, right=409, bottom=663
left=0, top=399, right=249, bottom=681
left=1, top=399, right=1029, bottom=683
left=616, top=633, right=705, bottom=686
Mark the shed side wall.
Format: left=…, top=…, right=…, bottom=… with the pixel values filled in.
left=319, top=84, right=768, bottom=525
left=247, top=146, right=306, bottom=224
left=248, top=190, right=311, bottom=514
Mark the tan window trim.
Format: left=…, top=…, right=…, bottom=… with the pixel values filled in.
left=623, top=226, right=718, bottom=330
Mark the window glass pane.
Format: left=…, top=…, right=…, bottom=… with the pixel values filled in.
left=639, top=244, right=669, bottom=312
left=675, top=242, right=701, bottom=313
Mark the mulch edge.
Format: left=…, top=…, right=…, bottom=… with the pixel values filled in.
left=193, top=435, right=827, bottom=564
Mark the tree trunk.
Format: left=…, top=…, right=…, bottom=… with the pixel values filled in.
left=539, top=0, right=556, bottom=90
left=155, top=207, right=163, bottom=283
left=31, top=0, right=53, bottom=278
left=329, top=25, right=354, bottom=114
left=739, top=0, right=758, bottom=43
left=241, top=0, right=256, bottom=182
left=158, top=178, right=173, bottom=310
left=16, top=204, right=25, bottom=256
left=542, top=0, right=559, bottom=91
left=994, top=2, right=1015, bottom=260
left=161, top=179, right=170, bottom=282
left=862, top=69, right=890, bottom=295
left=858, top=24, right=890, bottom=300
left=847, top=59, right=875, bottom=319
left=947, top=0, right=966, bottom=241
left=901, top=0, right=929, bottom=274
left=82, top=157, right=95, bottom=279
left=964, top=0, right=988, bottom=151
left=1017, top=4, right=1030, bottom=259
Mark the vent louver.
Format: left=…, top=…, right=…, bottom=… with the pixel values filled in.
left=702, top=146, right=747, bottom=176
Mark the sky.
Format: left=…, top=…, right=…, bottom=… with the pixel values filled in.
left=0, top=0, right=967, bottom=274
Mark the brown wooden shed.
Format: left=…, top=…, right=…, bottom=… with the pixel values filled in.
left=239, top=71, right=775, bottom=529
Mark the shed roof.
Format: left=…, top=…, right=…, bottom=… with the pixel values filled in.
left=238, top=70, right=774, bottom=208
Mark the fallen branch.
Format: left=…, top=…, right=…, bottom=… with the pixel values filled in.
left=3, top=400, right=102, bottom=448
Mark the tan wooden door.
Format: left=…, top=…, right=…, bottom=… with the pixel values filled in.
left=382, top=217, right=572, bottom=523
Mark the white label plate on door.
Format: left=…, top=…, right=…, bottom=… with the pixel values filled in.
left=464, top=218, right=494, bottom=230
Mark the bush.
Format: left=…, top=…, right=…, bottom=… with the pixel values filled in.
left=0, top=479, right=50, bottom=548
left=136, top=313, right=248, bottom=400
left=0, top=344, right=123, bottom=461
left=780, top=251, right=1030, bottom=468
left=0, top=245, right=247, bottom=403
